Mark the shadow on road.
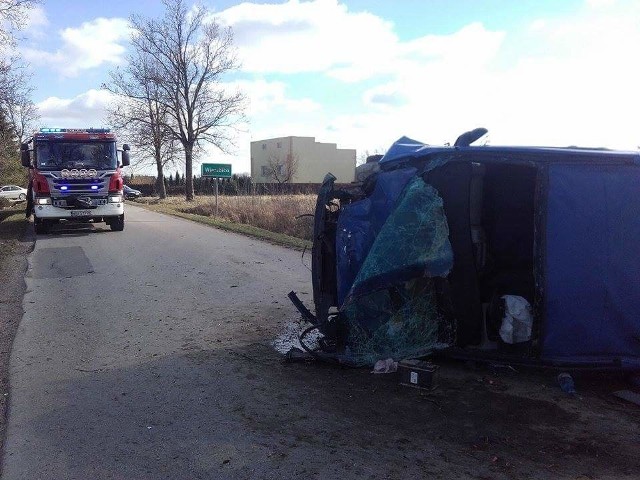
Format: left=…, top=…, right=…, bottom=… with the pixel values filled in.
left=41, top=222, right=113, bottom=237
left=10, top=342, right=640, bottom=480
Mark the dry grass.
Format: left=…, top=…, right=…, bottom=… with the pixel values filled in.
left=138, top=194, right=316, bottom=241
left=0, top=209, right=32, bottom=459
left=0, top=209, right=30, bottom=269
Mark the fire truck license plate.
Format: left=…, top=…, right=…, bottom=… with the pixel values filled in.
left=70, top=210, right=92, bottom=217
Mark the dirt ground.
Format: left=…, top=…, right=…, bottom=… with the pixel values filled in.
left=1, top=210, right=639, bottom=479
left=220, top=330, right=640, bottom=480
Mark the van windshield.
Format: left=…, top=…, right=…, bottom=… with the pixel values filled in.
left=36, top=141, right=117, bottom=171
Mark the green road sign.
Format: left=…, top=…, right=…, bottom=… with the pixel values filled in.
left=201, top=163, right=232, bottom=178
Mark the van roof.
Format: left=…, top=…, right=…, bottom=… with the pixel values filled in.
left=380, top=140, right=640, bottom=167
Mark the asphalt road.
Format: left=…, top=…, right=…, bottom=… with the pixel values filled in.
left=2, top=205, right=312, bottom=479
left=4, top=205, right=640, bottom=480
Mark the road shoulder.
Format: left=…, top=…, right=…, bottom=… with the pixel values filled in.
left=0, top=212, right=34, bottom=465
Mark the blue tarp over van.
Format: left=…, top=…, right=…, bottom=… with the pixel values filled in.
left=543, top=163, right=640, bottom=368
left=306, top=135, right=640, bottom=368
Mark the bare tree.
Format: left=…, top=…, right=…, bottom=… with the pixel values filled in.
left=108, top=102, right=179, bottom=198
left=356, top=148, right=385, bottom=166
left=5, top=93, right=38, bottom=143
left=263, top=151, right=299, bottom=184
left=0, top=0, right=39, bottom=47
left=104, top=50, right=179, bottom=199
left=0, top=0, right=40, bottom=145
left=0, top=108, right=27, bottom=185
left=0, top=58, right=39, bottom=186
left=0, top=65, right=39, bottom=143
left=130, top=0, right=245, bottom=201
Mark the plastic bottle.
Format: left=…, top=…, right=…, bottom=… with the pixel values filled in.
left=557, top=372, right=576, bottom=395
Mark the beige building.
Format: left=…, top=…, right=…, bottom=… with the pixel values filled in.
left=251, top=136, right=356, bottom=184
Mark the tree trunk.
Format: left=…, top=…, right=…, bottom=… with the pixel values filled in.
left=155, top=160, right=167, bottom=199
left=185, top=143, right=194, bottom=201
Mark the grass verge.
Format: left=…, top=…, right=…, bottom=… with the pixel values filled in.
left=0, top=207, right=33, bottom=465
left=135, top=200, right=312, bottom=251
left=0, top=209, right=30, bottom=266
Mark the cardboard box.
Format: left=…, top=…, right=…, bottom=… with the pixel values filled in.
left=398, top=359, right=438, bottom=390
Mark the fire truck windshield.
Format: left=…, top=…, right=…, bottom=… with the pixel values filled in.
left=36, top=141, right=118, bottom=171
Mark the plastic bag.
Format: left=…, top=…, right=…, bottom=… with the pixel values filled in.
left=372, top=358, right=398, bottom=374
left=499, top=295, right=533, bottom=344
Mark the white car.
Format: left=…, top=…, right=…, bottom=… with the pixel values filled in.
left=0, top=185, right=28, bottom=202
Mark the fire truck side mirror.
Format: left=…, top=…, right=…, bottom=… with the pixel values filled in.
left=20, top=144, right=31, bottom=168
left=121, top=144, right=131, bottom=167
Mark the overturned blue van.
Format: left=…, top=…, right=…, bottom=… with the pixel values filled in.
left=291, top=129, right=640, bottom=370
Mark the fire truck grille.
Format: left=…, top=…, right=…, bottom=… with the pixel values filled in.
left=51, top=177, right=107, bottom=194
left=53, top=198, right=108, bottom=208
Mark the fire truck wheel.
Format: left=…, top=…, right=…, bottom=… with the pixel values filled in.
left=110, top=214, right=125, bottom=231
left=34, top=217, right=49, bottom=235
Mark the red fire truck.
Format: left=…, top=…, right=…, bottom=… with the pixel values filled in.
left=21, top=128, right=130, bottom=234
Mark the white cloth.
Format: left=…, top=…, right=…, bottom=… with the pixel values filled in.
left=499, top=295, right=533, bottom=344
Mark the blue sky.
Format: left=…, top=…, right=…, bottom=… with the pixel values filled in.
left=13, top=0, right=640, bottom=174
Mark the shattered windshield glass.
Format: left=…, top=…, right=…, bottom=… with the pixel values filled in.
left=35, top=141, right=117, bottom=171
left=338, top=177, right=456, bottom=366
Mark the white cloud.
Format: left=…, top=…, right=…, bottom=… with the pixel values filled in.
left=37, top=89, right=115, bottom=127
left=216, top=2, right=504, bottom=82
left=24, top=5, right=49, bottom=29
left=216, top=0, right=396, bottom=77
left=212, top=1, right=515, bottom=153
left=586, top=0, right=616, bottom=8
left=223, top=1, right=640, bottom=155
left=23, top=17, right=131, bottom=77
left=401, top=23, right=504, bottom=66
left=29, top=1, right=640, bottom=177
left=233, top=78, right=321, bottom=116
left=330, top=22, right=505, bottom=83
left=363, top=84, right=406, bottom=109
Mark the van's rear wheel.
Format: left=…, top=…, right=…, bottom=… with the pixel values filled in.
left=110, top=214, right=124, bottom=231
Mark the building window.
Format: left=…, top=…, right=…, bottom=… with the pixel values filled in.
left=262, top=143, right=266, bottom=150
left=276, top=142, right=282, bottom=148
left=261, top=166, right=269, bottom=176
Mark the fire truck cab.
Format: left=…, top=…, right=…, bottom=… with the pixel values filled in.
left=21, top=128, right=130, bottom=234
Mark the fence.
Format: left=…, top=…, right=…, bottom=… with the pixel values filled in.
left=128, top=178, right=344, bottom=197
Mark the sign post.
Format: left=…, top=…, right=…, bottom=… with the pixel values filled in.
left=201, top=163, right=232, bottom=217
left=214, top=178, right=219, bottom=216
